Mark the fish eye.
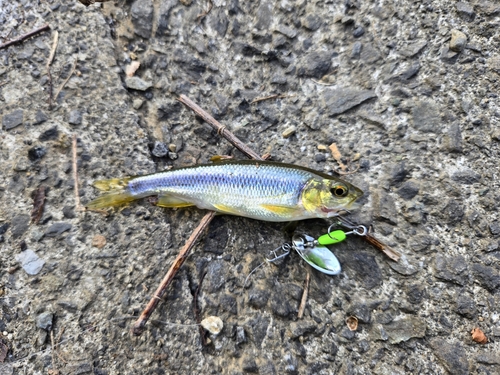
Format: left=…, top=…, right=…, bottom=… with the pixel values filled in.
left=330, top=185, right=348, bottom=197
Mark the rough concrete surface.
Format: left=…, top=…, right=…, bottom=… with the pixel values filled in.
left=1, top=0, right=499, bottom=374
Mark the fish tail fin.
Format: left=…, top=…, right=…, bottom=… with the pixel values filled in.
left=87, top=177, right=135, bottom=209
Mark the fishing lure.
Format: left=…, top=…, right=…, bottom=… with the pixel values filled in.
left=87, top=160, right=363, bottom=222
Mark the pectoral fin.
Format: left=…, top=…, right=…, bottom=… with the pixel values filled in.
left=260, top=204, right=298, bottom=216
left=156, top=194, right=194, bottom=208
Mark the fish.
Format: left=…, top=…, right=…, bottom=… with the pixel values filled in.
left=86, top=160, right=363, bottom=222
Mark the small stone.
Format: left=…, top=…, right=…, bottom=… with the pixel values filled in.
left=389, top=255, right=418, bottom=276
left=410, top=234, right=431, bottom=252
left=27, top=146, right=47, bottom=161
left=373, top=190, right=398, bottom=225
left=125, top=76, right=153, bottom=91
left=45, top=222, right=72, bottom=237
left=15, top=249, right=45, bottom=275
left=443, top=199, right=465, bottom=225
left=434, top=254, right=469, bottom=285
left=131, top=0, right=153, bottom=39
left=455, top=294, right=476, bottom=319
left=472, top=263, right=500, bottom=291
left=68, top=110, right=82, bottom=126
left=412, top=100, right=441, bottom=133
left=446, top=123, right=463, bottom=152
left=254, top=1, right=273, bottom=30
left=429, top=339, right=470, bottom=375
left=282, top=126, right=296, bottom=138
left=39, top=127, right=59, bottom=141
left=132, top=99, right=144, bottom=109
left=275, top=24, right=297, bottom=39
left=92, top=234, right=106, bottom=249
left=303, top=14, right=322, bottom=31
left=168, top=143, right=177, bottom=152
left=62, top=206, right=75, bottom=219
left=289, top=321, right=317, bottom=339
left=322, top=88, right=377, bottom=116
left=151, top=141, right=168, bottom=158
left=200, top=316, right=223, bottom=335
left=248, top=288, right=270, bottom=308
left=450, top=29, right=467, bottom=52
left=456, top=2, right=475, bottom=21
left=383, top=315, right=426, bottom=344
left=36, top=312, right=54, bottom=330
left=2, top=109, right=24, bottom=130
left=33, top=110, right=48, bottom=125
left=235, top=326, right=246, bottom=345
left=13, top=157, right=30, bottom=172
left=346, top=301, right=371, bottom=323
left=451, top=170, right=481, bottom=184
left=351, top=41, right=362, bottom=59
left=302, top=50, right=332, bottom=78
left=353, top=26, right=365, bottom=38
left=489, top=222, right=500, bottom=236
left=11, top=214, right=30, bottom=238
left=314, top=153, right=326, bottom=163
left=396, top=180, right=419, bottom=200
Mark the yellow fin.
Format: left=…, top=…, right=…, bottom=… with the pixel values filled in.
left=213, top=203, right=241, bottom=215
left=93, top=177, right=132, bottom=191
left=156, top=194, right=194, bottom=208
left=86, top=190, right=135, bottom=209
left=260, top=204, right=298, bottom=216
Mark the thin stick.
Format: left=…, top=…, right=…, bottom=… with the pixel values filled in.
left=250, top=94, right=289, bottom=104
left=297, top=272, right=310, bottom=319
left=196, top=0, right=213, bottom=23
left=53, top=58, right=77, bottom=101
left=46, top=30, right=58, bottom=108
left=0, top=24, right=50, bottom=50
left=178, top=95, right=263, bottom=161
left=336, top=216, right=401, bottom=262
left=72, top=135, right=82, bottom=212
left=132, top=211, right=216, bottom=336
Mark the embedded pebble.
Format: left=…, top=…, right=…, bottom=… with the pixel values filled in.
left=125, top=76, right=153, bottom=91
left=282, top=126, right=296, bottom=138
left=36, top=312, right=54, bottom=330
left=2, top=109, right=24, bottom=130
left=200, top=316, right=223, bottom=335
left=15, top=250, right=45, bottom=275
left=450, top=29, right=467, bottom=52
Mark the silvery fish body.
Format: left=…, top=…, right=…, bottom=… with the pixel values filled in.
left=87, top=160, right=363, bottom=222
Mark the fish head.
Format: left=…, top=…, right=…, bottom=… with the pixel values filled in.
left=301, top=178, right=363, bottom=218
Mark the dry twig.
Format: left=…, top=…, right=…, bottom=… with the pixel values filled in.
left=297, top=272, right=310, bottom=319
left=46, top=30, right=59, bottom=108
left=250, top=94, right=288, bottom=104
left=54, top=58, right=77, bottom=102
left=196, top=0, right=213, bottom=23
left=132, top=211, right=216, bottom=336
left=0, top=24, right=50, bottom=50
left=178, top=95, right=262, bottom=160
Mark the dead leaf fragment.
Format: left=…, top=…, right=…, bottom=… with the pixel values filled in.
left=471, top=327, right=487, bottom=344
left=92, top=234, right=107, bottom=249
left=346, top=316, right=358, bottom=331
left=125, top=61, right=141, bottom=77
left=329, top=143, right=347, bottom=171
left=31, top=186, right=47, bottom=224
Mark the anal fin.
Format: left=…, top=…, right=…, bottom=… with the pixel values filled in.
left=260, top=204, right=298, bottom=216
left=212, top=203, right=241, bottom=215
